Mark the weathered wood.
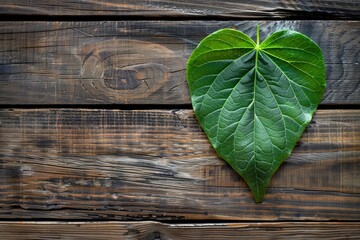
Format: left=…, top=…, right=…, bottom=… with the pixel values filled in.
left=0, top=21, right=359, bottom=105
left=0, top=109, right=359, bottom=220
left=0, top=221, right=359, bottom=239
left=0, top=0, right=359, bottom=19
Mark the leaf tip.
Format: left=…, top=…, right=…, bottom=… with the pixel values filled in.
left=252, top=189, right=265, bottom=204
left=247, top=179, right=269, bottom=204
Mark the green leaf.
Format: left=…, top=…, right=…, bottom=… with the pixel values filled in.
left=186, top=26, right=326, bottom=203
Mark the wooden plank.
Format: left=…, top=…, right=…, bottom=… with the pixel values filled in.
left=0, top=221, right=359, bottom=239
left=0, top=109, right=359, bottom=220
left=0, top=21, right=359, bottom=105
left=0, top=0, right=359, bottom=19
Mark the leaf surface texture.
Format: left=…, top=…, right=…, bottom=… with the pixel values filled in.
left=187, top=28, right=326, bottom=202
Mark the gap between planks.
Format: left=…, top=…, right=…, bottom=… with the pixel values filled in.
left=0, top=0, right=359, bottom=19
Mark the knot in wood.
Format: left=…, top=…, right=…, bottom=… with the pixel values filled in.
left=79, top=39, right=177, bottom=103
left=146, top=231, right=162, bottom=240
left=103, top=69, right=140, bottom=90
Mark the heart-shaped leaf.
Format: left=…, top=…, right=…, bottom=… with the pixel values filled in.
left=186, top=26, right=326, bottom=203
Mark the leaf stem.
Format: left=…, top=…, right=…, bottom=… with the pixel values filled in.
left=256, top=24, right=260, bottom=47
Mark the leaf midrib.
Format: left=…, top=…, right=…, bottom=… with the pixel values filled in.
left=253, top=45, right=260, bottom=200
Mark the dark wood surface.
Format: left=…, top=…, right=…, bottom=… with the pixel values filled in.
left=1, top=0, right=359, bottom=19
left=0, top=1, right=359, bottom=238
left=1, top=109, right=359, bottom=220
left=0, top=221, right=359, bottom=239
left=0, top=21, right=359, bottom=105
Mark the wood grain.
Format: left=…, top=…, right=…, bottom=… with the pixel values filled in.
left=0, top=109, right=359, bottom=220
left=0, top=221, right=359, bottom=239
left=0, top=0, right=359, bottom=19
left=0, top=21, right=359, bottom=105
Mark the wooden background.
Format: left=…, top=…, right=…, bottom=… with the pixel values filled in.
left=0, top=1, right=359, bottom=239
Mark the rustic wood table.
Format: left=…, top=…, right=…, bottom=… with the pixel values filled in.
left=0, top=1, right=359, bottom=239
